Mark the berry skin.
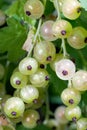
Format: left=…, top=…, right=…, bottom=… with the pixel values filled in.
left=65, top=106, right=81, bottom=122
left=52, top=19, right=72, bottom=38
left=29, top=68, right=50, bottom=88
left=18, top=57, right=38, bottom=75
left=54, top=0, right=64, bottom=12
left=55, top=59, right=76, bottom=80
left=40, top=20, right=57, bottom=41
left=33, top=41, right=56, bottom=64
left=20, top=85, right=39, bottom=104
left=22, top=109, right=40, bottom=128
left=54, top=106, right=68, bottom=124
left=10, top=71, right=28, bottom=89
left=72, top=70, right=87, bottom=91
left=50, top=53, right=64, bottom=71
left=4, top=97, right=25, bottom=118
left=24, top=0, right=44, bottom=19
left=61, top=87, right=81, bottom=106
left=62, top=0, right=81, bottom=20
left=77, top=118, right=87, bottom=130
left=67, top=27, right=87, bottom=49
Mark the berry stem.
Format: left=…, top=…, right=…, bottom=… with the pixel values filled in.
left=68, top=80, right=72, bottom=88
left=27, top=19, right=42, bottom=56
left=61, top=38, right=68, bottom=57
left=33, top=18, right=42, bottom=43
left=53, top=0, right=61, bottom=20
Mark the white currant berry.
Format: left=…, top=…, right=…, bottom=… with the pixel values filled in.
left=61, top=87, right=81, bottom=106
left=54, top=106, right=68, bottom=124
left=55, top=59, right=76, bottom=80
left=62, top=0, right=81, bottom=20
left=77, top=118, right=87, bottom=130
left=18, top=57, right=38, bottom=75
left=52, top=19, right=72, bottom=38
left=65, top=106, right=81, bottom=122
left=20, top=85, right=39, bottom=104
left=24, top=0, right=44, bottom=19
left=4, top=97, right=25, bottom=118
left=40, top=20, right=57, bottom=41
left=72, top=70, right=87, bottom=91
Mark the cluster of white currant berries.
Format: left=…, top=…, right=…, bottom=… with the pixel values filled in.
left=0, top=0, right=87, bottom=130
left=55, top=58, right=87, bottom=130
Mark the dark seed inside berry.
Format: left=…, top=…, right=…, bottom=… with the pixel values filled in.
left=27, top=65, right=32, bottom=70
left=61, top=30, right=66, bottom=35
left=62, top=70, right=68, bottom=76
left=26, top=11, right=31, bottom=16
left=45, top=76, right=50, bottom=81
left=11, top=111, right=17, bottom=116
left=69, top=99, right=74, bottom=104
left=77, top=7, right=81, bottom=13
left=84, top=37, right=87, bottom=43
left=46, top=56, right=52, bottom=61
left=72, top=117, right=77, bottom=123
left=16, top=80, right=21, bottom=85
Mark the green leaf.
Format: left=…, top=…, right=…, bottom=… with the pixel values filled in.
left=0, top=17, right=27, bottom=62
left=82, top=92, right=87, bottom=105
left=79, top=0, right=87, bottom=11
left=44, top=0, right=55, bottom=16
left=66, top=43, right=87, bottom=70
left=16, top=124, right=51, bottom=130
